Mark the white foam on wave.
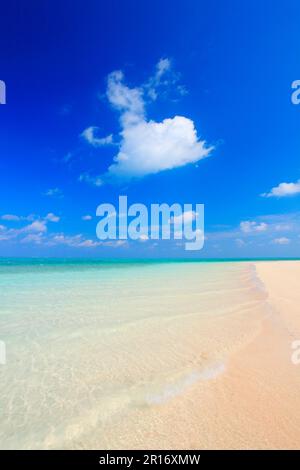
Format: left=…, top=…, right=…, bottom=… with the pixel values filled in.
left=145, top=362, right=225, bottom=405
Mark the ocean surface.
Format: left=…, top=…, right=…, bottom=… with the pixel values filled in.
left=0, top=259, right=268, bottom=449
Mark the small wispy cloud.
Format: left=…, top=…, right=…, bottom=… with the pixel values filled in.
left=62, top=152, right=73, bottom=164
left=235, top=238, right=246, bottom=247
left=45, top=213, right=60, bottom=222
left=261, top=179, right=300, bottom=197
left=78, top=172, right=103, bottom=187
left=0, top=212, right=61, bottom=246
left=43, top=187, right=63, bottom=198
left=0, top=220, right=119, bottom=249
left=23, top=220, right=48, bottom=233
left=137, top=234, right=149, bottom=242
left=207, top=212, right=300, bottom=249
left=272, top=237, right=290, bottom=245
left=21, top=233, right=44, bottom=244
left=240, top=221, right=268, bottom=233
left=144, top=58, right=187, bottom=101
left=49, top=233, right=101, bottom=248
left=1, top=214, right=22, bottom=221
left=59, top=104, right=72, bottom=116
left=82, top=215, right=92, bottom=221
left=170, top=210, right=198, bottom=225
left=44, top=233, right=127, bottom=249
left=81, top=126, right=113, bottom=147
left=0, top=214, right=35, bottom=222
left=1, top=213, right=59, bottom=224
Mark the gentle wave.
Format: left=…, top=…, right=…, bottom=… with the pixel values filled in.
left=145, top=363, right=226, bottom=405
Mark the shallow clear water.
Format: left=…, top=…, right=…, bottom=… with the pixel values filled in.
left=0, top=259, right=267, bottom=449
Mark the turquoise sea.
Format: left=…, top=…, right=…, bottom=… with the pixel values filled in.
left=0, top=258, right=269, bottom=449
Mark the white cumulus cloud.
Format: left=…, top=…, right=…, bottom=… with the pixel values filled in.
left=107, top=116, right=211, bottom=179
left=262, top=179, right=300, bottom=197
left=82, top=60, right=213, bottom=183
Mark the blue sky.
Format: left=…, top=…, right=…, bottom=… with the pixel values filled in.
left=1, top=0, right=300, bottom=258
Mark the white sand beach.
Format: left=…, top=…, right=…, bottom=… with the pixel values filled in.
left=119, top=261, right=300, bottom=450
left=1, top=260, right=300, bottom=449
left=94, top=261, right=300, bottom=450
